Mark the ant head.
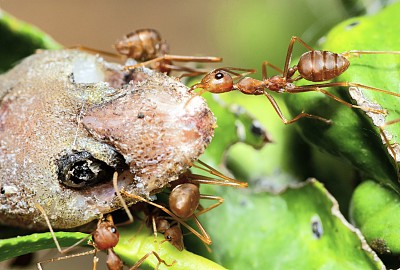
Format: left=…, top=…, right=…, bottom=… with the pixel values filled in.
left=155, top=217, right=171, bottom=233
left=169, top=183, right=200, bottom=219
left=164, top=225, right=184, bottom=251
left=190, top=69, right=234, bottom=94
left=92, top=215, right=120, bottom=251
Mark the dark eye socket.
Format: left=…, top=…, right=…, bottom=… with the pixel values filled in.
left=215, top=72, right=224, bottom=80
left=57, top=151, right=114, bottom=189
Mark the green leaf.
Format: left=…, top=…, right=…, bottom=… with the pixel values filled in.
left=284, top=3, right=400, bottom=193
left=115, top=223, right=227, bottom=270
left=0, top=9, right=61, bottom=73
left=0, top=231, right=88, bottom=262
left=198, top=179, right=383, bottom=269
left=350, top=180, right=400, bottom=254
left=0, top=223, right=225, bottom=269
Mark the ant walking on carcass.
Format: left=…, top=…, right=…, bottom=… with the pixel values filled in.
left=118, top=29, right=222, bottom=77
left=132, top=202, right=186, bottom=251
left=190, top=36, right=400, bottom=124
left=113, top=160, right=248, bottom=249
left=35, top=204, right=174, bottom=270
left=78, top=28, right=222, bottom=78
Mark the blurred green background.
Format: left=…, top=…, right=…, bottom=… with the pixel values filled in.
left=0, top=0, right=352, bottom=75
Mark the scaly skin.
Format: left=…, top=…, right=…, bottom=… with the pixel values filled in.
left=0, top=50, right=215, bottom=230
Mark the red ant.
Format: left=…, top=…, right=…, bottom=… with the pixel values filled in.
left=35, top=204, right=174, bottom=270
left=78, top=28, right=222, bottom=77
left=117, top=29, right=222, bottom=77
left=143, top=206, right=185, bottom=251
left=113, top=160, right=247, bottom=248
left=190, top=36, right=400, bottom=124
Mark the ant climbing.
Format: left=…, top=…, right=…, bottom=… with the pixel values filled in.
left=35, top=204, right=174, bottom=270
left=78, top=28, right=222, bottom=77
left=142, top=206, right=185, bottom=251
left=190, top=36, right=400, bottom=124
left=113, top=160, right=247, bottom=248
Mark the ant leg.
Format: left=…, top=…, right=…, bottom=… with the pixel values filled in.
left=69, top=45, right=121, bottom=59
left=190, top=160, right=248, bottom=188
left=92, top=251, right=99, bottom=270
left=340, top=82, right=400, bottom=98
left=380, top=119, right=400, bottom=160
left=263, top=91, right=331, bottom=124
left=112, top=172, right=212, bottom=245
left=261, top=60, right=284, bottom=80
left=161, top=64, right=209, bottom=79
left=190, top=215, right=211, bottom=243
left=314, top=88, right=386, bottom=114
left=124, top=56, right=165, bottom=70
left=163, top=54, right=222, bottom=63
left=184, top=172, right=246, bottom=188
left=112, top=171, right=135, bottom=226
left=287, top=82, right=395, bottom=114
left=37, top=250, right=97, bottom=270
left=35, top=203, right=92, bottom=254
left=129, top=250, right=176, bottom=270
left=293, top=81, right=400, bottom=99
left=379, top=119, right=400, bottom=181
left=341, top=50, right=400, bottom=59
left=195, top=195, right=224, bottom=217
left=124, top=55, right=222, bottom=70
left=282, top=36, right=315, bottom=78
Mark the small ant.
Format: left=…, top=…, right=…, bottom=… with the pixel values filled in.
left=35, top=205, right=173, bottom=270
left=190, top=36, right=400, bottom=124
left=113, top=160, right=247, bottom=248
left=144, top=206, right=185, bottom=251
left=116, top=29, right=222, bottom=77
left=78, top=28, right=222, bottom=77
left=118, top=29, right=222, bottom=77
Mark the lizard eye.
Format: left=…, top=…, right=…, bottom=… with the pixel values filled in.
left=57, top=151, right=114, bottom=188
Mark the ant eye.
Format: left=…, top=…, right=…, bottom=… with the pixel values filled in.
left=215, top=72, right=224, bottom=80
left=110, top=226, right=117, bottom=234
left=57, top=151, right=114, bottom=188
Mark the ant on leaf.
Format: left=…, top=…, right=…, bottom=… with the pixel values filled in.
left=190, top=36, right=400, bottom=124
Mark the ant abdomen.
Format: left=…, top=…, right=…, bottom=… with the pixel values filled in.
left=169, top=183, right=200, bottom=219
left=114, top=29, right=168, bottom=62
left=298, top=50, right=350, bottom=82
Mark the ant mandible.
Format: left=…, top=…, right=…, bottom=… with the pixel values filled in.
left=190, top=36, right=400, bottom=124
